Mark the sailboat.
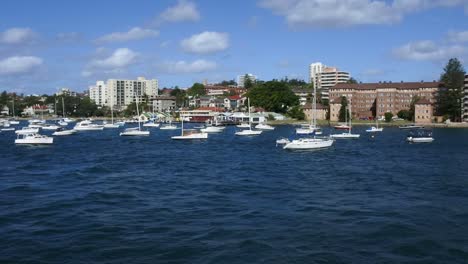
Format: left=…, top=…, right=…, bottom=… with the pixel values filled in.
left=296, top=96, right=321, bottom=135
left=143, top=102, right=160, bottom=127
left=104, top=96, right=119, bottom=128
left=58, top=97, right=69, bottom=126
left=9, top=98, right=20, bottom=125
left=171, top=114, right=207, bottom=139
left=283, top=81, right=334, bottom=150
left=120, top=96, right=150, bottom=136
left=366, top=117, right=383, bottom=132
left=235, top=98, right=262, bottom=136
left=331, top=102, right=360, bottom=139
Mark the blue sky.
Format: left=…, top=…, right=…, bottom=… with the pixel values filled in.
left=0, top=0, right=468, bottom=94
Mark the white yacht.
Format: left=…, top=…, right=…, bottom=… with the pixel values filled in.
left=236, top=122, right=250, bottom=128
left=15, top=133, right=53, bottom=145
left=41, top=124, right=61, bottom=130
left=235, top=98, right=262, bottom=136
left=406, top=130, right=434, bottom=143
left=366, top=118, right=383, bottom=133
left=16, top=127, right=39, bottom=135
left=143, top=121, right=160, bottom=127
left=283, top=137, right=334, bottom=150
left=200, top=126, right=224, bottom=133
left=120, top=127, right=150, bottom=136
left=73, top=120, right=104, bottom=131
left=52, top=128, right=77, bottom=136
left=160, top=121, right=178, bottom=130
left=255, top=123, right=275, bottom=131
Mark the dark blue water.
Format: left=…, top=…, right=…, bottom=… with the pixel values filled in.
left=1, top=123, right=468, bottom=263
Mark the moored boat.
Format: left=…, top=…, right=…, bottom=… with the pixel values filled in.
left=15, top=133, right=53, bottom=145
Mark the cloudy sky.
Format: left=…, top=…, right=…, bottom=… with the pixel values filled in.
left=1, top=0, right=468, bottom=94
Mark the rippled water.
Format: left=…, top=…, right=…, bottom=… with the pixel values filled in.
left=1, top=123, right=468, bottom=263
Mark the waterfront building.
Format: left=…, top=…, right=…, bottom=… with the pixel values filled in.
left=463, top=74, right=468, bottom=122
left=414, top=98, right=433, bottom=124
left=224, top=95, right=245, bottom=110
left=329, top=81, right=441, bottom=120
left=106, top=77, right=158, bottom=110
left=152, top=96, right=176, bottom=112
left=89, top=81, right=107, bottom=106
left=309, top=62, right=350, bottom=100
left=237, top=74, right=257, bottom=88
left=292, top=88, right=312, bottom=106
left=302, top=103, right=327, bottom=120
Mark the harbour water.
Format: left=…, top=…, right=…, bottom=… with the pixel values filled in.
left=1, top=124, right=468, bottom=263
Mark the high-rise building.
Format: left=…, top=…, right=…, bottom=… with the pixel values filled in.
left=463, top=74, right=468, bottom=122
left=89, top=81, right=107, bottom=106
left=237, top=74, right=257, bottom=88
left=106, top=77, right=158, bottom=109
left=309, top=62, right=350, bottom=100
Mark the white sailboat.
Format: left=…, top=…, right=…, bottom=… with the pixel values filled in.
left=235, top=98, right=262, bottom=136
left=160, top=120, right=178, bottom=130
left=171, top=114, right=207, bottom=139
left=255, top=122, right=275, bottom=131
left=283, top=81, right=334, bottom=150
left=143, top=102, right=160, bottom=127
left=9, top=98, right=20, bottom=125
left=52, top=127, right=77, bottom=136
left=331, top=102, right=360, bottom=139
left=296, top=97, right=321, bottom=135
left=74, top=120, right=104, bottom=131
left=200, top=119, right=225, bottom=133
left=104, top=97, right=119, bottom=128
left=120, top=97, right=149, bottom=136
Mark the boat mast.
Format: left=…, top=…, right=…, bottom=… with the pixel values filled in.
left=348, top=98, right=352, bottom=134
left=12, top=97, right=15, bottom=119
left=313, top=82, right=316, bottom=128
left=180, top=113, right=184, bottom=136
left=248, top=97, right=251, bottom=130
left=136, top=95, right=141, bottom=131
left=62, top=97, right=66, bottom=118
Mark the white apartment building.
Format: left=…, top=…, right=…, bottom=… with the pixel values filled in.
left=463, top=74, right=468, bottom=122
left=106, top=77, right=158, bottom=109
left=89, top=81, right=107, bottom=106
left=309, top=62, right=350, bottom=100
left=237, top=74, right=257, bottom=88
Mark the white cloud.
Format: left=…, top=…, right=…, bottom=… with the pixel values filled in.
left=158, top=0, right=200, bottom=23
left=181, top=32, right=229, bottom=54
left=158, top=59, right=217, bottom=73
left=393, top=40, right=466, bottom=61
left=96, top=27, right=159, bottom=43
left=448, top=30, right=468, bottom=42
left=0, top=27, right=36, bottom=44
left=83, top=48, right=139, bottom=77
left=259, top=0, right=468, bottom=28
left=0, top=56, right=43, bottom=75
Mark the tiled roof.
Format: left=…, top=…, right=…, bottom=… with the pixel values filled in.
left=332, top=82, right=442, bottom=90
left=415, top=98, right=431, bottom=104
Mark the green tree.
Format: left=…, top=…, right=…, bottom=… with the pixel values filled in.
left=244, top=74, right=254, bottom=89
left=287, top=105, right=305, bottom=120
left=187, top=83, right=206, bottom=96
left=384, top=112, right=393, bottom=122
left=170, top=88, right=187, bottom=108
left=397, top=109, right=411, bottom=120
left=246, top=80, right=299, bottom=113
left=438, top=58, right=466, bottom=121
left=347, top=77, right=358, bottom=84
left=338, top=96, right=350, bottom=122
left=408, top=96, right=420, bottom=122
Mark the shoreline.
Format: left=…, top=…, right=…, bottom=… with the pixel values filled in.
left=269, top=119, right=468, bottom=128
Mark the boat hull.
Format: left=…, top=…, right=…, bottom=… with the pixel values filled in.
left=15, top=138, right=53, bottom=144
left=406, top=137, right=434, bottom=143
left=330, top=133, right=360, bottom=139
left=283, top=138, right=334, bottom=150
left=235, top=130, right=262, bottom=136
left=52, top=130, right=76, bottom=136
left=171, top=133, right=208, bottom=140
left=120, top=131, right=150, bottom=136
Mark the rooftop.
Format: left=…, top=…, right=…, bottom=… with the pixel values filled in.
left=333, top=81, right=442, bottom=90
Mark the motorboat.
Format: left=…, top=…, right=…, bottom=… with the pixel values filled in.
left=63, top=117, right=76, bottom=123
left=171, top=116, right=207, bottom=140
left=406, top=130, right=434, bottom=143
left=41, top=124, right=61, bottom=130
left=330, top=133, right=360, bottom=139
left=334, top=124, right=350, bottom=130
left=200, top=126, right=224, bottom=133
left=275, top=137, right=290, bottom=145
left=115, top=121, right=126, bottom=127
left=296, top=125, right=322, bottom=135
left=9, top=120, right=20, bottom=125
left=236, top=122, right=250, bottom=128
left=120, top=127, right=150, bottom=136
left=73, top=120, right=104, bottom=131
left=52, top=128, right=77, bottom=136
left=15, top=133, right=53, bottom=145
left=143, top=121, right=160, bottom=127
left=365, top=126, right=383, bottom=133
left=399, top=124, right=424, bottom=129
left=16, top=127, right=39, bottom=135
left=283, top=137, right=334, bottom=150
left=255, top=123, right=275, bottom=131
left=103, top=123, right=120, bottom=128
left=1, top=127, right=15, bottom=131
left=58, top=120, right=68, bottom=126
